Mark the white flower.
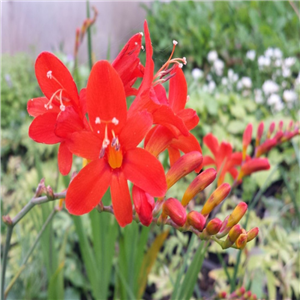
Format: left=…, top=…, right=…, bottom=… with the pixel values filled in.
left=213, top=59, right=225, bottom=76
left=236, top=81, right=243, bottom=90
left=265, top=48, right=274, bottom=58
left=284, top=57, right=296, bottom=68
left=246, top=50, right=256, bottom=61
left=258, top=56, right=271, bottom=69
left=273, top=48, right=283, bottom=59
left=282, top=81, right=287, bottom=88
left=221, top=77, right=228, bottom=85
left=228, top=69, right=234, bottom=78
left=282, top=67, right=291, bottom=78
left=274, top=59, right=282, bottom=67
left=283, top=90, right=298, bottom=102
left=207, top=50, right=218, bottom=63
left=191, top=68, right=203, bottom=80
left=206, top=74, right=212, bottom=81
left=274, top=100, right=284, bottom=112
left=208, top=81, right=216, bottom=93
left=262, top=80, right=279, bottom=95
left=241, top=77, right=252, bottom=89
left=254, top=89, right=264, bottom=104
left=267, top=94, right=281, bottom=105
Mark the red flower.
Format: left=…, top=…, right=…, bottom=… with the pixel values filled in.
left=27, top=52, right=88, bottom=175
left=65, top=60, right=167, bottom=227
left=202, top=133, right=243, bottom=185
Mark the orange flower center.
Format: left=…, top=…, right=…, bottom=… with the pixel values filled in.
left=107, top=145, right=123, bottom=169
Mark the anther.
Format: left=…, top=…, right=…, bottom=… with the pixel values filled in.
left=179, top=63, right=183, bottom=68
left=95, top=117, right=101, bottom=124
left=173, top=40, right=178, bottom=46
left=60, top=104, right=65, bottom=111
left=135, top=42, right=138, bottom=46
left=97, top=130, right=100, bottom=134
left=112, top=117, right=119, bottom=125
left=139, top=32, right=144, bottom=36
left=186, top=95, right=190, bottom=102
left=99, top=148, right=105, bottom=158
left=111, top=137, right=118, bottom=147
left=141, top=45, right=145, bottom=51
left=183, top=57, right=187, bottom=65
left=47, top=71, right=53, bottom=79
left=115, top=144, right=120, bottom=151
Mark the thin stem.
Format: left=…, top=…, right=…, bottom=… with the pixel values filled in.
left=1, top=226, right=13, bottom=300
left=86, top=0, right=93, bottom=70
left=4, top=209, right=57, bottom=298
left=289, top=1, right=300, bottom=18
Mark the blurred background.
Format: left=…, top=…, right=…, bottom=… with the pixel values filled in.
left=1, top=1, right=299, bottom=299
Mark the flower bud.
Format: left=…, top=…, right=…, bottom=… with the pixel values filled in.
left=181, top=168, right=217, bottom=206
left=238, top=286, right=246, bottom=296
left=201, top=183, right=231, bottom=215
left=237, top=158, right=270, bottom=180
left=227, top=202, right=248, bottom=228
left=2, top=215, right=13, bottom=226
left=288, top=120, right=294, bottom=131
left=250, top=294, right=257, bottom=300
left=162, top=198, right=187, bottom=227
left=255, top=122, right=264, bottom=147
left=46, top=185, right=54, bottom=199
left=255, top=138, right=277, bottom=157
left=216, top=216, right=230, bottom=238
left=35, top=178, right=46, bottom=197
left=166, top=151, right=203, bottom=189
left=187, top=211, right=206, bottom=231
left=242, top=123, right=253, bottom=160
left=224, top=224, right=242, bottom=248
left=235, top=233, right=248, bottom=249
left=205, top=218, right=222, bottom=235
left=218, top=291, right=227, bottom=299
left=278, top=120, right=284, bottom=131
left=247, top=227, right=259, bottom=242
left=267, top=121, right=275, bottom=138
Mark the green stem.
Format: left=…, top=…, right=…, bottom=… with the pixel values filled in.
left=4, top=209, right=57, bottom=298
left=230, top=164, right=279, bottom=292
left=86, top=0, right=93, bottom=70
left=216, top=252, right=232, bottom=284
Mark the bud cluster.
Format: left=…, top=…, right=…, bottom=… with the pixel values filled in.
left=216, top=286, right=258, bottom=300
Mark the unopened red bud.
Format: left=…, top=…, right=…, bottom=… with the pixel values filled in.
left=247, top=227, right=259, bottom=242
left=2, top=215, right=13, bottom=226
left=242, top=124, right=253, bottom=160
left=228, top=224, right=242, bottom=242
left=256, top=122, right=264, bottom=147
left=237, top=158, right=270, bottom=180
left=267, top=121, right=275, bottom=138
left=236, top=233, right=248, bottom=249
left=250, top=294, right=257, bottom=300
left=227, top=202, right=248, bottom=228
left=288, top=120, right=294, bottom=131
left=218, top=291, right=227, bottom=299
left=278, top=120, right=284, bottom=131
left=255, top=138, right=277, bottom=157
left=205, top=218, right=222, bottom=235
left=201, top=183, right=231, bottom=215
left=187, top=211, right=206, bottom=231
left=238, top=286, right=246, bottom=296
left=166, top=151, right=203, bottom=189
left=162, top=198, right=187, bottom=227
left=181, top=168, right=217, bottom=206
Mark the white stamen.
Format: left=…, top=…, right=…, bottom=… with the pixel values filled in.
left=179, top=63, right=183, bottom=68
left=103, top=138, right=110, bottom=148
left=30, top=99, right=33, bottom=101
left=139, top=32, right=144, bottom=36
left=141, top=45, right=144, bottom=50
left=95, top=117, right=101, bottom=124
left=112, top=117, right=119, bottom=125
left=186, top=95, right=190, bottom=102
left=48, top=104, right=53, bottom=109
left=183, top=57, right=187, bottom=65
left=47, top=71, right=53, bottom=79
left=97, top=130, right=100, bottom=134
left=135, top=42, right=138, bottom=46
left=60, top=104, right=65, bottom=111
left=44, top=104, right=48, bottom=110
left=173, top=40, right=178, bottom=46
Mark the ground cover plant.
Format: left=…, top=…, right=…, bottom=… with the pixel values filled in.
left=1, top=1, right=299, bottom=299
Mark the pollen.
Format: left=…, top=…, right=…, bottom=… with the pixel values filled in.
left=173, top=40, right=178, bottom=46
left=112, top=117, right=119, bottom=125
left=95, top=117, right=101, bottom=124
left=47, top=71, right=53, bottom=79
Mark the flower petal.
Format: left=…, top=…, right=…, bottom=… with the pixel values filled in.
left=68, top=131, right=101, bottom=160
left=169, top=66, right=187, bottom=113
left=202, top=155, right=215, bottom=167
left=110, top=170, right=133, bottom=227
left=65, top=159, right=112, bottom=215
left=119, top=110, right=152, bottom=151
left=153, top=84, right=169, bottom=105
left=28, top=112, right=62, bottom=144
left=123, top=148, right=167, bottom=197
left=176, top=108, right=199, bottom=130
left=87, top=60, right=127, bottom=135
left=27, top=97, right=60, bottom=117
left=203, top=133, right=219, bottom=158
left=35, top=52, right=79, bottom=108
left=58, top=141, right=73, bottom=175
left=168, top=146, right=181, bottom=167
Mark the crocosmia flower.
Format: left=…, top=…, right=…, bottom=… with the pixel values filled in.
left=65, top=60, right=167, bottom=227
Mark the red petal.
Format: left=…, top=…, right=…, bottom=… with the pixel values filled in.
left=177, top=108, right=199, bottom=130
left=87, top=61, right=127, bottom=135
left=55, top=107, right=85, bottom=139
left=168, top=146, right=181, bottom=167
left=27, top=97, right=60, bottom=117
left=111, top=170, right=133, bottom=227
left=169, top=66, right=187, bottom=113
left=65, top=159, right=112, bottom=215
left=203, top=133, right=219, bottom=158
left=145, top=125, right=174, bottom=157
left=171, top=133, right=202, bottom=155
left=202, top=155, right=215, bottom=166
left=35, top=52, right=79, bottom=108
left=79, top=88, right=87, bottom=115
left=28, top=112, right=62, bottom=144
left=153, top=84, right=169, bottom=105
left=58, top=141, right=73, bottom=175
left=68, top=131, right=101, bottom=160
left=119, top=110, right=152, bottom=151
left=123, top=148, right=167, bottom=197
left=132, top=185, right=154, bottom=226
left=216, top=142, right=232, bottom=169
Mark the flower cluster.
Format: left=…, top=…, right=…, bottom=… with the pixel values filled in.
left=217, top=286, right=258, bottom=300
